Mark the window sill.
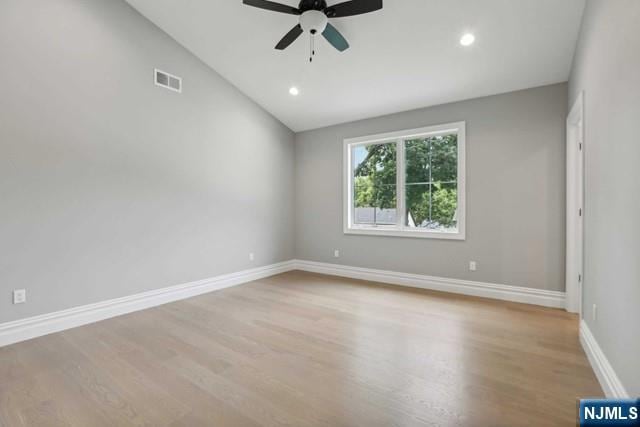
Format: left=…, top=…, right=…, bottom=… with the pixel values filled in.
left=344, top=227, right=465, bottom=241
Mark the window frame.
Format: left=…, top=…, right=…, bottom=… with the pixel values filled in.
left=343, top=121, right=466, bottom=240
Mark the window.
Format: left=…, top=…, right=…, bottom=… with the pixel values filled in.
left=344, top=122, right=465, bottom=239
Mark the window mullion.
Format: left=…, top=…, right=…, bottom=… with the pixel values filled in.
left=350, top=146, right=356, bottom=229
left=397, top=139, right=405, bottom=231
left=428, top=138, right=433, bottom=223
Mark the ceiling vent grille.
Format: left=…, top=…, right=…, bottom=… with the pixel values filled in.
left=155, top=69, right=182, bottom=93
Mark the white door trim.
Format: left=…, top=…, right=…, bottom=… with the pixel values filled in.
left=566, top=92, right=584, bottom=314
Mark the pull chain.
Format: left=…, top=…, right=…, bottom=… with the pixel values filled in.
left=309, top=33, right=316, bottom=63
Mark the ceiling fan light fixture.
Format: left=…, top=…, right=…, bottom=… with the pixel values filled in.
left=299, top=10, right=328, bottom=35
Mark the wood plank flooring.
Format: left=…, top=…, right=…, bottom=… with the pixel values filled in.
left=0, top=271, right=602, bottom=427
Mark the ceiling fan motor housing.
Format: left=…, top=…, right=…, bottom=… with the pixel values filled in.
left=299, top=10, right=328, bottom=34
left=298, top=0, right=328, bottom=12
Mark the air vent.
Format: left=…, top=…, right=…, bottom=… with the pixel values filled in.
left=154, top=69, right=182, bottom=93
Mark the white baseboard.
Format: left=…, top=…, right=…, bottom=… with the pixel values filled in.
left=1, top=258, right=627, bottom=399
left=0, top=259, right=568, bottom=348
left=0, top=260, right=296, bottom=348
left=579, top=320, right=629, bottom=398
left=292, top=259, right=566, bottom=308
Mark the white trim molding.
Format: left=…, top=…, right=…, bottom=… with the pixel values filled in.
left=0, top=261, right=296, bottom=348
left=565, top=91, right=585, bottom=314
left=0, top=259, right=570, bottom=349
left=293, top=260, right=565, bottom=308
left=579, top=320, right=629, bottom=398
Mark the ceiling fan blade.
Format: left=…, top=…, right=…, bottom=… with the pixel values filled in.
left=324, top=0, right=382, bottom=17
left=243, top=0, right=301, bottom=15
left=275, top=24, right=304, bottom=50
left=322, top=22, right=349, bottom=52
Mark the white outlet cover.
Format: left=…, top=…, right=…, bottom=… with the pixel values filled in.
left=334, top=250, right=340, bottom=258
left=13, top=289, right=26, bottom=304
left=249, top=253, right=255, bottom=261
left=469, top=261, right=477, bottom=271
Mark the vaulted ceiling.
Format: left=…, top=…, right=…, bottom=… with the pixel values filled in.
left=125, top=0, right=585, bottom=131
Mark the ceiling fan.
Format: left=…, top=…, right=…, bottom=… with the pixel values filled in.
left=243, top=0, right=383, bottom=60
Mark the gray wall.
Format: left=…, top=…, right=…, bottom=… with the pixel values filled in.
left=569, top=0, right=640, bottom=395
left=295, top=84, right=568, bottom=292
left=0, top=0, right=295, bottom=323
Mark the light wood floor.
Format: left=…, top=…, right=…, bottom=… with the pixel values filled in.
left=0, top=271, right=601, bottom=427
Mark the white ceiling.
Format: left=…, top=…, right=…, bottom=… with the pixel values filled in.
left=125, top=0, right=585, bottom=132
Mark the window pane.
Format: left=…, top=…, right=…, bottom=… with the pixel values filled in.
left=430, top=134, right=458, bottom=182
left=405, top=135, right=457, bottom=184
left=405, top=182, right=457, bottom=230
left=353, top=143, right=397, bottom=226
left=404, top=133, right=458, bottom=231
left=405, top=139, right=431, bottom=184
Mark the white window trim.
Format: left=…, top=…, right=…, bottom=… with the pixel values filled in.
left=343, top=122, right=466, bottom=240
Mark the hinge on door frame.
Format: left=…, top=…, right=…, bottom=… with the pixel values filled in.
left=578, top=274, right=582, bottom=282
left=579, top=142, right=583, bottom=151
left=579, top=208, right=582, bottom=217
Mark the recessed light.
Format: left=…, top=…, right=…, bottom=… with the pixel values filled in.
left=289, top=86, right=300, bottom=96
left=460, top=33, right=475, bottom=46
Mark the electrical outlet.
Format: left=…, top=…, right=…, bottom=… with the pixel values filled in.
left=334, top=249, right=340, bottom=258
left=13, top=289, right=26, bottom=305
left=592, top=304, right=597, bottom=321
left=469, top=261, right=477, bottom=271
left=249, top=253, right=255, bottom=262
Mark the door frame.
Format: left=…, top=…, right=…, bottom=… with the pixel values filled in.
left=566, top=92, right=584, bottom=315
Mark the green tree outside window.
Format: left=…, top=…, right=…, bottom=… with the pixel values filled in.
left=354, top=135, right=458, bottom=229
